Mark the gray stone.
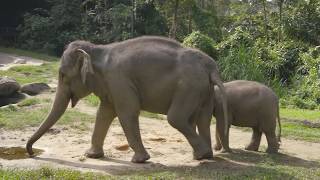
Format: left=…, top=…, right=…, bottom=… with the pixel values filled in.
left=0, top=92, right=26, bottom=107
left=20, top=82, right=50, bottom=95
left=13, top=58, right=27, bottom=64
left=0, top=77, right=20, bottom=96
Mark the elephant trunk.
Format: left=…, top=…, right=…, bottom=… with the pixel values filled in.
left=211, top=75, right=228, bottom=136
left=26, top=84, right=70, bottom=156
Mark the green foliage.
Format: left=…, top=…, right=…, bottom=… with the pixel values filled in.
left=18, top=0, right=83, bottom=55
left=135, top=2, right=168, bottom=36
left=191, top=4, right=222, bottom=42
left=216, top=28, right=265, bottom=82
left=183, top=31, right=218, bottom=59
left=283, top=0, right=320, bottom=45
left=285, top=46, right=320, bottom=109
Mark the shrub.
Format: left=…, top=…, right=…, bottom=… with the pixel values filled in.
left=183, top=31, right=218, bottom=59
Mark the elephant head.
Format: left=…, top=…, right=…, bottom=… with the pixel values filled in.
left=26, top=41, right=95, bottom=155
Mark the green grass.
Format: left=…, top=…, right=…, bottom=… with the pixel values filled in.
left=1, top=151, right=320, bottom=179
left=84, top=94, right=100, bottom=106
left=0, top=46, right=59, bottom=84
left=280, top=108, right=320, bottom=121
left=17, top=97, right=41, bottom=107
left=0, top=46, right=59, bottom=62
left=0, top=62, right=59, bottom=84
left=281, top=120, right=320, bottom=142
left=0, top=104, right=94, bottom=130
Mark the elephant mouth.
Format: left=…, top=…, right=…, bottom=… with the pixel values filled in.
left=70, top=93, right=79, bottom=108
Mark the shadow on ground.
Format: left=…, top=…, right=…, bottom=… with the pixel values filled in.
left=34, top=148, right=320, bottom=178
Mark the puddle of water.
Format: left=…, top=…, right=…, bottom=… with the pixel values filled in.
left=0, top=147, right=44, bottom=160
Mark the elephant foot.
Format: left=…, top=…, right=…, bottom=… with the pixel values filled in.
left=221, top=148, right=232, bottom=153
left=245, top=144, right=259, bottom=151
left=266, top=146, right=279, bottom=154
left=214, top=144, right=222, bottom=151
left=85, top=147, right=104, bottom=158
left=131, top=152, right=150, bottom=163
left=193, top=148, right=213, bottom=160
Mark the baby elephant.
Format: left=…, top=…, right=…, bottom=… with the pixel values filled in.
left=213, top=80, right=281, bottom=153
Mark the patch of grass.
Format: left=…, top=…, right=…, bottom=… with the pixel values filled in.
left=0, top=47, right=59, bottom=62
left=17, top=98, right=41, bottom=107
left=281, top=120, right=320, bottom=142
left=0, top=167, right=109, bottom=179
left=140, top=111, right=165, bottom=120
left=0, top=47, right=59, bottom=84
left=280, top=108, right=320, bottom=121
left=0, top=62, right=59, bottom=84
left=1, top=152, right=320, bottom=179
left=84, top=94, right=100, bottom=107
left=0, top=105, right=94, bottom=130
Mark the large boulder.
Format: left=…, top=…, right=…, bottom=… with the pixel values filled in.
left=20, top=83, right=50, bottom=95
left=0, top=77, right=20, bottom=96
left=0, top=92, right=26, bottom=107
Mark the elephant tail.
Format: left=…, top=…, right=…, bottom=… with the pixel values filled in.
left=210, top=74, right=228, bottom=136
left=277, top=103, right=282, bottom=143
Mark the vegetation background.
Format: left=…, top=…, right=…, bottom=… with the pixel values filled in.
left=0, top=0, right=319, bottom=108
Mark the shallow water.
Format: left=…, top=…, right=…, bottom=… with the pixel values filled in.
left=0, top=147, right=44, bottom=160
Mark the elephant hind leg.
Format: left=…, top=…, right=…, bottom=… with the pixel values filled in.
left=245, top=127, right=262, bottom=151
left=167, top=94, right=212, bottom=160
left=214, top=125, right=222, bottom=151
left=265, top=130, right=279, bottom=153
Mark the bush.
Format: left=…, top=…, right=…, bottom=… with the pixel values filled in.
left=217, top=43, right=265, bottom=83
left=284, top=0, right=320, bottom=45
left=183, top=31, right=218, bottom=59
left=255, top=40, right=308, bottom=85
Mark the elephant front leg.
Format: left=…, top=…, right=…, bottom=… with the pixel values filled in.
left=118, top=113, right=150, bottom=163
left=86, top=102, right=116, bottom=158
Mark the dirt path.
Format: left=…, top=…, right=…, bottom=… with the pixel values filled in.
left=1, top=100, right=319, bottom=175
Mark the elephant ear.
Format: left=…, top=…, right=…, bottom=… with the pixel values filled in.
left=76, top=49, right=94, bottom=84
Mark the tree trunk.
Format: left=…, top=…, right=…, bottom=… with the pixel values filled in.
left=188, top=7, right=192, bottom=34
left=170, top=0, right=179, bottom=39
left=131, top=0, right=136, bottom=38
left=262, top=0, right=268, bottom=42
left=278, top=0, right=284, bottom=42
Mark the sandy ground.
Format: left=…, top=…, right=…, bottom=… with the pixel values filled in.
left=0, top=53, right=319, bottom=175
left=1, top=100, right=320, bottom=175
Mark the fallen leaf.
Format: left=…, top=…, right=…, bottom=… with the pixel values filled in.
left=115, top=144, right=130, bottom=151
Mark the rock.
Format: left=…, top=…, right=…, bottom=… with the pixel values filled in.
left=0, top=92, right=26, bottom=107
left=13, top=58, right=27, bottom=64
left=0, top=77, right=20, bottom=96
left=20, top=83, right=50, bottom=95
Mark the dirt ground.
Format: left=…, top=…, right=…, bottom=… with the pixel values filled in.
left=1, top=99, right=320, bottom=175
left=0, top=53, right=320, bottom=175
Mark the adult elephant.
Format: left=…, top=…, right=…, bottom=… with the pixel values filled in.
left=26, top=36, right=228, bottom=163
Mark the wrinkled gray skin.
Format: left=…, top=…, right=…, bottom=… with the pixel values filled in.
left=213, top=80, right=281, bottom=153
left=26, top=36, right=229, bottom=163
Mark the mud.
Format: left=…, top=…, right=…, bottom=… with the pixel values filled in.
left=0, top=147, right=44, bottom=160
